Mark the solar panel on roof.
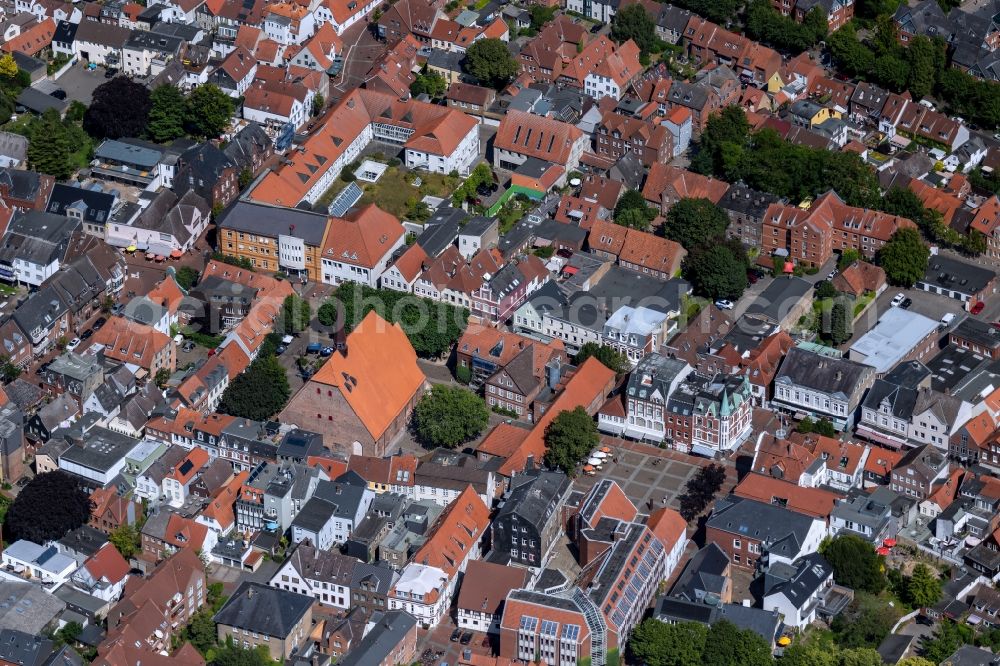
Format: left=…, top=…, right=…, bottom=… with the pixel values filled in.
left=328, top=182, right=363, bottom=217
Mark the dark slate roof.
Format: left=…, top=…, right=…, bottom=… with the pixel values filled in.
left=16, top=88, right=68, bottom=115
left=416, top=213, right=463, bottom=257
left=706, top=496, right=817, bottom=553
left=921, top=254, right=996, bottom=296
left=0, top=629, right=57, bottom=666
left=953, top=315, right=1000, bottom=352
left=338, top=611, right=417, bottom=666
left=744, top=277, right=813, bottom=324
left=762, top=553, right=832, bottom=609
left=218, top=201, right=329, bottom=245
left=882, top=360, right=931, bottom=388
left=861, top=378, right=918, bottom=420
left=775, top=346, right=872, bottom=398
left=497, top=468, right=569, bottom=530
left=350, top=562, right=396, bottom=595
left=718, top=182, right=779, bottom=218
left=276, top=428, right=325, bottom=461
left=0, top=168, right=45, bottom=202
left=213, top=581, right=313, bottom=638
left=669, top=542, right=729, bottom=602
left=47, top=184, right=116, bottom=225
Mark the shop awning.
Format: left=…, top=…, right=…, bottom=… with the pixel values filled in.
left=170, top=249, right=182, bottom=258
left=125, top=245, right=137, bottom=252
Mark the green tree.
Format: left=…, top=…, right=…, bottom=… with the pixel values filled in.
left=209, top=643, right=278, bottom=666
left=544, top=407, right=599, bottom=476
left=821, top=535, right=887, bottom=594
left=837, top=248, right=861, bottom=270
left=874, top=54, right=910, bottom=91
left=878, top=227, right=929, bottom=288
left=218, top=354, right=291, bottom=421
left=896, top=659, right=935, bottom=666
left=613, top=189, right=656, bottom=230
left=906, top=35, right=945, bottom=101
left=410, top=71, right=446, bottom=98
left=528, top=5, right=556, bottom=31
left=27, top=109, right=73, bottom=180
left=832, top=592, right=902, bottom=648
left=814, top=418, right=837, bottom=437
left=109, top=523, right=141, bottom=559
left=663, top=198, right=729, bottom=250
left=0, top=354, right=19, bottom=384
left=5, top=471, right=92, bottom=543
left=683, top=241, right=748, bottom=301
left=610, top=5, right=658, bottom=54
left=627, top=620, right=707, bottom=666
left=154, top=368, right=171, bottom=389
left=186, top=608, right=218, bottom=654
left=573, top=342, right=630, bottom=374
left=815, top=280, right=837, bottom=299
left=921, top=620, right=973, bottom=664
left=829, top=298, right=852, bottom=345
left=905, top=563, right=942, bottom=608
left=413, top=385, right=489, bottom=449
left=464, top=39, right=518, bottom=89
left=678, top=464, right=726, bottom=521
left=280, top=294, right=311, bottom=336
left=185, top=84, right=235, bottom=139
left=83, top=77, right=151, bottom=139
left=0, top=54, right=17, bottom=79
left=175, top=266, right=199, bottom=290
left=311, top=93, right=325, bottom=116
left=147, top=84, right=187, bottom=142
left=829, top=22, right=876, bottom=79
left=699, top=620, right=773, bottom=666
left=319, top=285, right=467, bottom=358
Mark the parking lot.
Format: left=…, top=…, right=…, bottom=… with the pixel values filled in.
left=49, top=62, right=109, bottom=105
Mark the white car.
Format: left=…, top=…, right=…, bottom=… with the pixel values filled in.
left=827, top=270, right=837, bottom=280
left=715, top=299, right=735, bottom=310
left=890, top=293, right=906, bottom=308
left=66, top=337, right=81, bottom=352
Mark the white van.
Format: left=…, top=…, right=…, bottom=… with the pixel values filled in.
left=940, top=313, right=956, bottom=328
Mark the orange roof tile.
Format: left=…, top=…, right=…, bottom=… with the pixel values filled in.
left=307, top=454, right=348, bottom=479
left=92, top=316, right=173, bottom=371
left=322, top=204, right=404, bottom=269
left=733, top=473, right=838, bottom=519
left=86, top=542, right=131, bottom=585
left=166, top=448, right=209, bottom=485
left=646, top=507, right=687, bottom=548
left=412, top=486, right=490, bottom=577
left=494, top=110, right=584, bottom=167
left=863, top=448, right=903, bottom=477
left=389, top=243, right=429, bottom=283
left=476, top=423, right=530, bottom=459
left=291, top=311, right=426, bottom=440
left=499, top=357, right=615, bottom=476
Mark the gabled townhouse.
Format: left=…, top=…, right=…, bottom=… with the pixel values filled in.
left=490, top=468, right=570, bottom=569
left=234, top=461, right=324, bottom=534
left=772, top=345, right=875, bottom=430
left=413, top=451, right=497, bottom=508
left=208, top=46, right=256, bottom=96
left=89, top=486, right=140, bottom=535
left=493, top=110, right=588, bottom=177
left=0, top=210, right=79, bottom=287
left=320, top=204, right=405, bottom=287
left=121, top=30, right=183, bottom=76
left=705, top=495, right=826, bottom=570
left=288, top=22, right=342, bottom=71
left=681, top=15, right=781, bottom=87
left=289, top=479, right=374, bottom=550
left=389, top=485, right=489, bottom=626
left=70, top=541, right=130, bottom=603
left=890, top=444, right=949, bottom=500
left=594, top=110, right=672, bottom=167
left=587, top=220, right=686, bottom=279
left=315, top=0, right=382, bottom=34
left=897, top=102, right=970, bottom=152
left=52, top=18, right=130, bottom=65
left=161, top=447, right=210, bottom=508
left=641, top=163, right=729, bottom=213
left=91, top=315, right=176, bottom=375
left=141, top=509, right=216, bottom=562
left=457, top=560, right=529, bottom=634
left=760, top=553, right=839, bottom=629
left=269, top=542, right=358, bottom=609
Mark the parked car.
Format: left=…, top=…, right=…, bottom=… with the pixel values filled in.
left=460, top=633, right=473, bottom=646
left=890, top=293, right=905, bottom=307
left=80, top=329, right=93, bottom=340
left=49, top=89, right=66, bottom=100
left=450, top=630, right=461, bottom=643
left=66, top=337, right=80, bottom=351
left=320, top=346, right=334, bottom=357
left=590, top=23, right=602, bottom=32
left=901, top=298, right=912, bottom=309
left=276, top=345, right=287, bottom=355
left=747, top=271, right=759, bottom=284
left=306, top=342, right=323, bottom=354
left=972, top=301, right=986, bottom=315
left=827, top=269, right=837, bottom=280
left=940, top=312, right=956, bottom=328
left=714, top=299, right=734, bottom=310
left=93, top=317, right=106, bottom=329
left=104, top=68, right=118, bottom=78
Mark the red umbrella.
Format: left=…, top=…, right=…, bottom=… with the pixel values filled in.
left=170, top=249, right=182, bottom=259
left=876, top=546, right=890, bottom=556
left=883, top=538, right=897, bottom=548
left=783, top=261, right=794, bottom=274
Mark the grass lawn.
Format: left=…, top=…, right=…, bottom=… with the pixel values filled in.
left=316, top=167, right=460, bottom=219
